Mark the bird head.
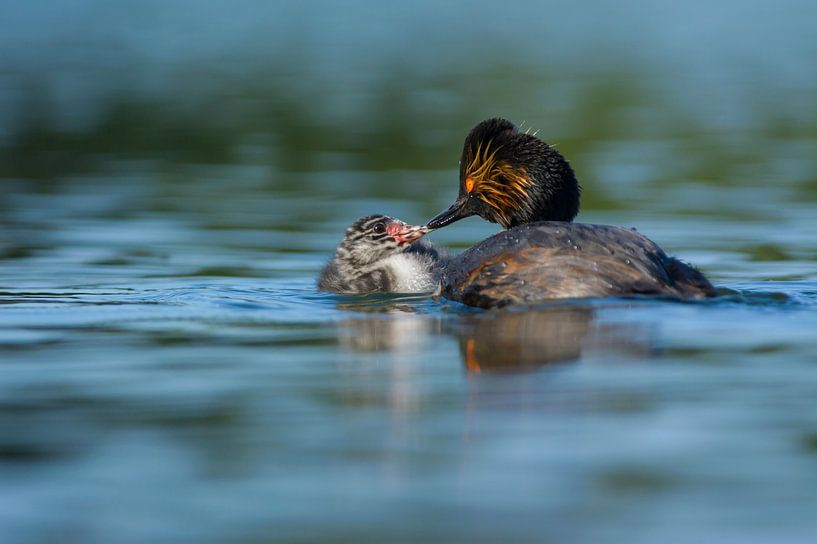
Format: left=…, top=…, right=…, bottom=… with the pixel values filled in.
left=336, top=215, right=430, bottom=267
left=426, top=118, right=580, bottom=230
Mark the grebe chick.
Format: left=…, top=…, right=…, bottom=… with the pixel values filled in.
left=425, top=118, right=716, bottom=307
left=318, top=215, right=442, bottom=294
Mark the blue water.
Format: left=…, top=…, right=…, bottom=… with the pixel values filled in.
left=2, top=2, right=817, bottom=543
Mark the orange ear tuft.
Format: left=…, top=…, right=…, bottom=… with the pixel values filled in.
left=465, top=177, right=475, bottom=192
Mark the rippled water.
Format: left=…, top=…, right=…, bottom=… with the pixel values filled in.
left=2, top=2, right=817, bottom=543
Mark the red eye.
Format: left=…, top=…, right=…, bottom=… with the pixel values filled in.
left=465, top=177, right=475, bottom=192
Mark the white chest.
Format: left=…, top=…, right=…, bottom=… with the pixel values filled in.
left=382, top=253, right=438, bottom=293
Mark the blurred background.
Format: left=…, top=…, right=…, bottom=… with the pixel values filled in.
left=2, top=1, right=817, bottom=543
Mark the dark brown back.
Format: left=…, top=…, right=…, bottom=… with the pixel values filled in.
left=441, top=222, right=716, bottom=308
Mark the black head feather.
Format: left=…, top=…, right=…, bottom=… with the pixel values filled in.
left=427, top=118, right=580, bottom=229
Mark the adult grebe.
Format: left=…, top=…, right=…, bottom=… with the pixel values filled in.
left=425, top=118, right=716, bottom=308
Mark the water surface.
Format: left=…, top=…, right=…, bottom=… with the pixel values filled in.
left=2, top=2, right=817, bottom=543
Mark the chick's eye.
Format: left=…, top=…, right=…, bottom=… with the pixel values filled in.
left=372, top=222, right=386, bottom=234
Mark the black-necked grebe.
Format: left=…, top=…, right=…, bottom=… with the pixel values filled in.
left=318, top=215, right=442, bottom=294
left=425, top=118, right=716, bottom=307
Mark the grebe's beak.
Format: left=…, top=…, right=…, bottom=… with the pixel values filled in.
left=388, top=223, right=431, bottom=247
left=426, top=197, right=474, bottom=230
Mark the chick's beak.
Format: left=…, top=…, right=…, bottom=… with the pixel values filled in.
left=425, top=197, right=473, bottom=230
left=387, top=222, right=431, bottom=247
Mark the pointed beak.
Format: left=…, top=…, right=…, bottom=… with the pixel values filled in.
left=388, top=223, right=431, bottom=247
left=426, top=197, right=473, bottom=230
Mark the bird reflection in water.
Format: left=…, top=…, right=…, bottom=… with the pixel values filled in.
left=332, top=301, right=442, bottom=420
left=336, top=309, right=437, bottom=353
left=332, top=301, right=653, bottom=447
left=457, top=306, right=591, bottom=373
left=334, top=300, right=651, bottom=373
left=456, top=305, right=654, bottom=373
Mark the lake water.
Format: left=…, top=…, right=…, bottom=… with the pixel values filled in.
left=2, top=1, right=817, bottom=543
